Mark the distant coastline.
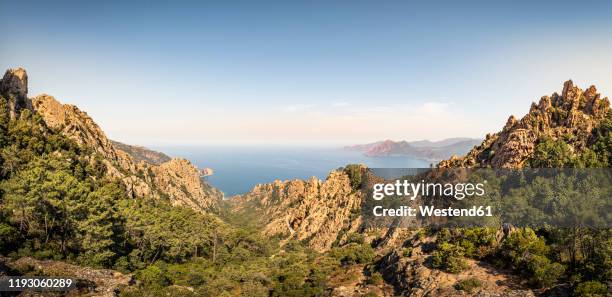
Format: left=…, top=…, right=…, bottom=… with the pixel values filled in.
left=344, top=138, right=481, bottom=161
left=157, top=146, right=432, bottom=196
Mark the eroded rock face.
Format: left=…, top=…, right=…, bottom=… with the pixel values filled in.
left=0, top=67, right=32, bottom=119
left=439, top=80, right=610, bottom=168
left=5, top=68, right=221, bottom=213
left=32, top=94, right=119, bottom=161
left=232, top=170, right=363, bottom=252
left=152, top=158, right=221, bottom=210
left=31, top=94, right=222, bottom=212
left=0, top=68, right=28, bottom=98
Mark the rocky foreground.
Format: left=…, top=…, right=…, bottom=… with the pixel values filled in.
left=0, top=257, right=132, bottom=297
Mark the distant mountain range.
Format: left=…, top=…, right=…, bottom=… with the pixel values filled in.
left=344, top=138, right=481, bottom=161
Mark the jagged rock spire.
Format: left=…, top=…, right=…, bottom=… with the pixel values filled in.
left=1, top=67, right=28, bottom=98
left=0, top=67, right=32, bottom=119
left=439, top=80, right=610, bottom=168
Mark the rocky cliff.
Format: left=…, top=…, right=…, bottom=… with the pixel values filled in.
left=1, top=68, right=222, bottom=213
left=438, top=80, right=610, bottom=168
left=375, top=80, right=612, bottom=296
left=0, top=68, right=31, bottom=120
left=231, top=169, right=363, bottom=252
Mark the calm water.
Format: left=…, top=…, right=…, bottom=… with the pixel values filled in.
left=156, top=146, right=431, bottom=196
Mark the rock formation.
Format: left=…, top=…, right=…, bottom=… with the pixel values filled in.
left=1, top=68, right=222, bottom=213
left=32, top=94, right=119, bottom=161
left=377, top=234, right=535, bottom=297
left=439, top=80, right=610, bottom=168
left=231, top=170, right=363, bottom=252
left=0, top=68, right=32, bottom=119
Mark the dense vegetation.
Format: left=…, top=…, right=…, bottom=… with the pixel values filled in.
left=430, top=226, right=610, bottom=295
left=529, top=111, right=612, bottom=168
left=0, top=92, right=610, bottom=296
left=426, top=111, right=612, bottom=295
left=0, top=97, right=383, bottom=296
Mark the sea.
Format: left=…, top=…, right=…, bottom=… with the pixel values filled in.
left=156, top=146, right=432, bottom=197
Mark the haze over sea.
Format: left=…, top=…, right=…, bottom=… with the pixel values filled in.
left=157, top=146, right=431, bottom=196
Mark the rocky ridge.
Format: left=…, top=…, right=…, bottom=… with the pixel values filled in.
left=231, top=170, right=363, bottom=252
left=1, top=68, right=222, bottom=213
left=372, top=80, right=612, bottom=296
left=227, top=81, right=612, bottom=296
left=439, top=80, right=610, bottom=168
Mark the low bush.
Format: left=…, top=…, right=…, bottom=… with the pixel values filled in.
left=573, top=281, right=608, bottom=297
left=430, top=242, right=469, bottom=273
left=366, top=272, right=384, bottom=285
left=330, top=243, right=375, bottom=265
left=455, top=278, right=482, bottom=293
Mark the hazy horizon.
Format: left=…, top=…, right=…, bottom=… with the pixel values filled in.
left=2, top=1, right=612, bottom=146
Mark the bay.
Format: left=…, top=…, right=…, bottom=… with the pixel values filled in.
left=156, top=146, right=432, bottom=196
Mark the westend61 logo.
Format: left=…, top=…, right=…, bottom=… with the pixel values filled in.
left=362, top=168, right=612, bottom=228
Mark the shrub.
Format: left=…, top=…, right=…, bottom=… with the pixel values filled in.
left=434, top=228, right=497, bottom=259
left=416, top=228, right=427, bottom=240
left=0, top=222, right=16, bottom=252
left=455, top=278, right=482, bottom=293
left=137, top=264, right=170, bottom=287
left=527, top=255, right=565, bottom=288
left=345, top=233, right=365, bottom=245
left=343, top=164, right=363, bottom=189
left=430, top=242, right=469, bottom=273
left=529, top=137, right=575, bottom=167
left=573, top=281, right=608, bottom=297
left=330, top=243, right=375, bottom=265
left=366, top=272, right=384, bottom=285
left=402, top=247, right=413, bottom=257
left=501, top=228, right=549, bottom=269
left=497, top=228, right=570, bottom=288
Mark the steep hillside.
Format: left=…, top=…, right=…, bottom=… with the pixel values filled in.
left=2, top=68, right=608, bottom=296
left=230, top=167, right=364, bottom=252
left=439, top=80, right=610, bottom=168
left=0, top=67, right=267, bottom=296
left=375, top=81, right=612, bottom=296
left=0, top=67, right=223, bottom=213
left=230, top=80, right=611, bottom=297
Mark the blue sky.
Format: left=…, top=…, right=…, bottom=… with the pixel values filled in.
left=1, top=1, right=612, bottom=145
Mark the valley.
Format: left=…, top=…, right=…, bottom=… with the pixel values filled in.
left=0, top=68, right=610, bottom=297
